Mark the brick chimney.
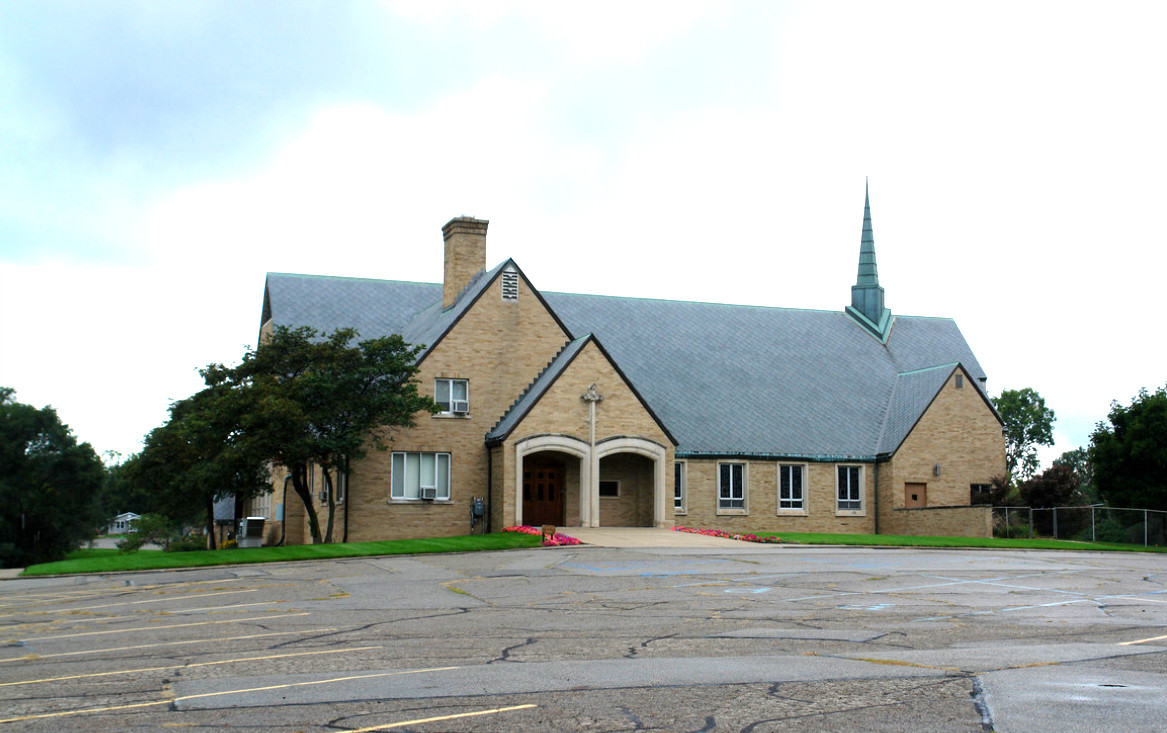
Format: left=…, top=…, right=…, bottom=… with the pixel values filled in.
left=441, top=216, right=489, bottom=309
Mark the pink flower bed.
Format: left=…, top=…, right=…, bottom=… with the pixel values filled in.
left=673, top=526, right=782, bottom=544
left=503, top=525, right=582, bottom=546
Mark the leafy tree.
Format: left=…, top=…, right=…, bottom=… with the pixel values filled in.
left=1017, top=464, right=1085, bottom=508
left=117, top=513, right=176, bottom=552
left=991, top=388, right=1056, bottom=482
left=1052, top=447, right=1096, bottom=502
left=127, top=384, right=272, bottom=548
left=0, top=387, right=105, bottom=567
left=1090, top=385, right=1167, bottom=511
left=201, top=326, right=437, bottom=544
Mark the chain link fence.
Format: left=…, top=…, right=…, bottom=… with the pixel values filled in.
left=993, top=505, right=1167, bottom=546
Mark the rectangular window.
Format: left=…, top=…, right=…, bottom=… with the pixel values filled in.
left=970, top=483, right=991, bottom=505
left=673, top=461, right=686, bottom=512
left=335, top=470, right=347, bottom=504
left=836, top=465, right=863, bottom=512
left=435, top=378, right=469, bottom=414
left=718, top=462, right=746, bottom=511
left=391, top=452, right=452, bottom=500
left=599, top=480, right=619, bottom=497
left=779, top=464, right=805, bottom=512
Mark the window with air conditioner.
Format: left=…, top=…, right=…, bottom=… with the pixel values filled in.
left=435, top=378, right=469, bottom=415
left=391, top=452, right=451, bottom=501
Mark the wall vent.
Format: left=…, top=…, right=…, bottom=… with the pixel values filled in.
left=501, top=269, right=519, bottom=301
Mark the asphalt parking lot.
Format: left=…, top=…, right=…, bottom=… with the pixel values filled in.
left=2, top=543, right=1166, bottom=731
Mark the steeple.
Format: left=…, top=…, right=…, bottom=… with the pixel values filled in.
left=846, top=179, right=892, bottom=339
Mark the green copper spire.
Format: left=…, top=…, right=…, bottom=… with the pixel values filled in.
left=847, top=179, right=891, bottom=339
left=856, top=179, right=879, bottom=286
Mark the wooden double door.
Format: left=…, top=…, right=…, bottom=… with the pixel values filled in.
left=523, top=455, right=565, bottom=526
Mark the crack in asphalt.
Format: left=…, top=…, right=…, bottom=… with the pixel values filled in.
left=488, top=636, right=537, bottom=664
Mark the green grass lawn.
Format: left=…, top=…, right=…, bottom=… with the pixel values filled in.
left=21, top=533, right=544, bottom=576
left=770, top=531, right=1167, bottom=553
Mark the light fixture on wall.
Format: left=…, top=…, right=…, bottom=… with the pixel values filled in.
left=933, top=463, right=941, bottom=476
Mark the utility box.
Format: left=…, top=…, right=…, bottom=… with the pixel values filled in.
left=238, top=516, right=266, bottom=548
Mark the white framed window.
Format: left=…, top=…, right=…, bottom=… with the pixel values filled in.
left=718, top=462, right=747, bottom=512
left=391, top=452, right=452, bottom=501
left=599, top=480, right=620, bottom=498
left=435, top=378, right=469, bottom=414
left=836, top=465, right=863, bottom=514
left=673, top=461, right=686, bottom=512
left=254, top=490, right=271, bottom=517
left=335, top=470, right=346, bottom=504
left=778, top=464, right=806, bottom=513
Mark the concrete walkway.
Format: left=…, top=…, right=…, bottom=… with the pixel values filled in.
left=560, top=527, right=752, bottom=548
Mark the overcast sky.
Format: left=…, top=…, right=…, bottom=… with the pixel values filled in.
left=1, top=0, right=1164, bottom=469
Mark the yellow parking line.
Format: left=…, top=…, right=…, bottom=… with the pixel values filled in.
left=21, top=611, right=301, bottom=641
left=347, top=704, right=538, bottom=731
left=0, top=665, right=460, bottom=724
left=40, top=589, right=258, bottom=613
left=1119, top=633, right=1167, bottom=646
left=0, top=621, right=324, bottom=662
left=0, top=579, right=248, bottom=610
left=0, top=646, right=382, bottom=687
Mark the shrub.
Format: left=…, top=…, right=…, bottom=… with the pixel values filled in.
left=117, top=513, right=176, bottom=552
left=166, top=534, right=209, bottom=552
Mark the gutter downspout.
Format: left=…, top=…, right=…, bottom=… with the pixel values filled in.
left=486, top=447, right=493, bottom=534
left=342, top=457, right=349, bottom=544
left=278, top=474, right=292, bottom=546
left=873, top=461, right=880, bottom=535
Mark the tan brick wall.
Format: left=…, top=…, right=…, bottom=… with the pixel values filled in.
left=882, top=506, right=993, bottom=537
left=877, top=367, right=1004, bottom=537
left=676, top=459, right=877, bottom=534
left=497, top=340, right=674, bottom=527
left=598, top=453, right=654, bottom=527
left=339, top=269, right=572, bottom=542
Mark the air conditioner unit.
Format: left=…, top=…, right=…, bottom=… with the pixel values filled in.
left=420, top=488, right=438, bottom=501
left=451, top=400, right=469, bottom=415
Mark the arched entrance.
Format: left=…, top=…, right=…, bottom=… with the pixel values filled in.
left=597, top=452, right=655, bottom=527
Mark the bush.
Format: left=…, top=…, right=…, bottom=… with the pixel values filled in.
left=220, top=539, right=238, bottom=550
left=166, top=534, right=209, bottom=552
left=117, top=513, right=176, bottom=552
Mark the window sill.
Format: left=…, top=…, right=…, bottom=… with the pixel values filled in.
left=674, top=509, right=687, bottom=515
left=716, top=508, right=749, bottom=516
left=835, top=509, right=866, bottom=517
left=387, top=498, right=454, bottom=505
left=778, top=509, right=808, bottom=516
left=432, top=413, right=472, bottom=419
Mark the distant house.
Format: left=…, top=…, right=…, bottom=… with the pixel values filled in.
left=107, top=512, right=140, bottom=535
left=253, top=187, right=1005, bottom=544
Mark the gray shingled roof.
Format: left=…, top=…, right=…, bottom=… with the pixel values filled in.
left=263, top=269, right=992, bottom=460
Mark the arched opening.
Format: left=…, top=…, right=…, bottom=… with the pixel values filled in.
left=521, top=450, right=580, bottom=527
left=597, top=452, right=655, bottom=527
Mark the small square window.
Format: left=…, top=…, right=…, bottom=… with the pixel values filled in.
left=435, top=378, right=469, bottom=414
left=599, top=480, right=619, bottom=497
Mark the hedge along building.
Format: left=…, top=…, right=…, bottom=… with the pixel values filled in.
left=257, top=188, right=1005, bottom=544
